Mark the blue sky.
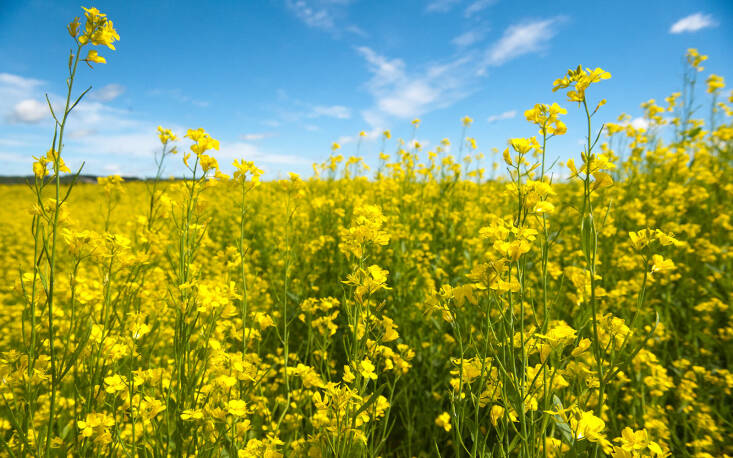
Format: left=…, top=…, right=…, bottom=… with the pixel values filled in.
left=0, top=0, right=731, bottom=178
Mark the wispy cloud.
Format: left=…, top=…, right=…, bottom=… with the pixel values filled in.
left=357, top=17, right=563, bottom=128
left=285, top=0, right=364, bottom=36
left=310, top=105, right=351, bottom=119
left=262, top=119, right=281, bottom=128
left=265, top=89, right=352, bottom=125
left=669, top=12, right=717, bottom=34
left=0, top=73, right=48, bottom=124
left=90, top=83, right=125, bottom=102
left=452, top=29, right=486, bottom=47
left=628, top=117, right=650, bottom=130
left=345, top=25, right=369, bottom=38
left=0, top=72, right=185, bottom=176
left=9, top=99, right=48, bottom=124
left=0, top=73, right=44, bottom=92
left=148, top=88, right=209, bottom=107
left=286, top=0, right=335, bottom=29
left=357, top=46, right=476, bottom=127
left=240, top=132, right=275, bottom=141
left=487, top=110, right=516, bottom=123
left=425, top=0, right=461, bottom=13
left=337, top=128, right=383, bottom=144
left=483, top=18, right=563, bottom=68
left=217, top=141, right=310, bottom=166
left=464, top=0, right=495, bottom=17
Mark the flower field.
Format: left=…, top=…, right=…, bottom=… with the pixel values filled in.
left=0, top=7, right=731, bottom=458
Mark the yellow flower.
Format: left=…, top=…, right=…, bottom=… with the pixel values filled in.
left=650, top=254, right=675, bottom=275
left=571, top=338, right=592, bottom=357
left=77, top=413, right=114, bottom=438
left=629, top=229, right=655, bottom=250
left=157, top=126, right=178, bottom=144
left=612, top=427, right=665, bottom=456
left=254, top=312, right=275, bottom=330
left=45, top=148, right=71, bottom=174
left=104, top=374, right=127, bottom=394
left=227, top=399, right=249, bottom=417
left=534, top=201, right=555, bottom=214
left=359, top=358, right=377, bottom=381
left=571, top=410, right=612, bottom=452
left=233, top=159, right=264, bottom=183
left=32, top=156, right=49, bottom=178
left=78, top=7, right=119, bottom=51
left=180, top=409, right=204, bottom=421
left=84, top=49, right=106, bottom=64
left=686, top=48, right=708, bottom=71
left=654, top=230, right=683, bottom=247
left=502, top=148, right=513, bottom=166
left=68, top=17, right=80, bottom=37
left=510, top=138, right=532, bottom=155
left=139, top=397, right=166, bottom=420
left=435, top=412, right=452, bottom=431
left=342, top=365, right=355, bottom=383
left=706, top=74, right=725, bottom=93
left=553, top=66, right=610, bottom=102
left=489, top=405, right=517, bottom=426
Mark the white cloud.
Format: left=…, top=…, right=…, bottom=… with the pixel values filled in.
left=67, top=128, right=99, bottom=139
left=217, top=141, right=310, bottom=165
left=103, top=163, right=123, bottom=173
left=337, top=128, right=382, bottom=145
left=484, top=18, right=562, bottom=67
left=410, top=138, right=429, bottom=149
left=0, top=72, right=187, bottom=175
left=148, top=88, right=209, bottom=107
left=68, top=130, right=162, bottom=159
left=67, top=100, right=140, bottom=131
left=0, top=138, right=29, bottom=147
left=345, top=25, right=368, bottom=37
left=240, top=132, right=274, bottom=141
left=1, top=73, right=49, bottom=124
left=286, top=0, right=335, bottom=29
left=0, top=152, right=29, bottom=163
left=630, top=117, right=650, bottom=130
left=285, top=0, right=363, bottom=36
left=356, top=46, right=475, bottom=127
left=355, top=17, right=564, bottom=130
left=377, top=81, right=439, bottom=118
left=90, top=83, right=125, bottom=102
left=487, top=110, right=516, bottom=123
left=0, top=73, right=44, bottom=91
left=669, top=12, right=717, bottom=34
left=453, top=29, right=486, bottom=47
left=266, top=88, right=352, bottom=124
left=311, top=105, right=352, bottom=119
left=426, top=0, right=461, bottom=13
left=464, top=0, right=495, bottom=17
left=10, top=99, right=48, bottom=124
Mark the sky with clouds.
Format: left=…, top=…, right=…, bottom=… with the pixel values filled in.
left=0, top=0, right=731, bottom=178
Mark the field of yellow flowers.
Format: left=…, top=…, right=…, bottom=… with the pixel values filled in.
left=0, top=7, right=731, bottom=458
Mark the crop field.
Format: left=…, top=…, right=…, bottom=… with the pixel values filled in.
left=0, top=6, right=731, bottom=458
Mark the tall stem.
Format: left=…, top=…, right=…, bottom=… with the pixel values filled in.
left=45, top=41, right=83, bottom=455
